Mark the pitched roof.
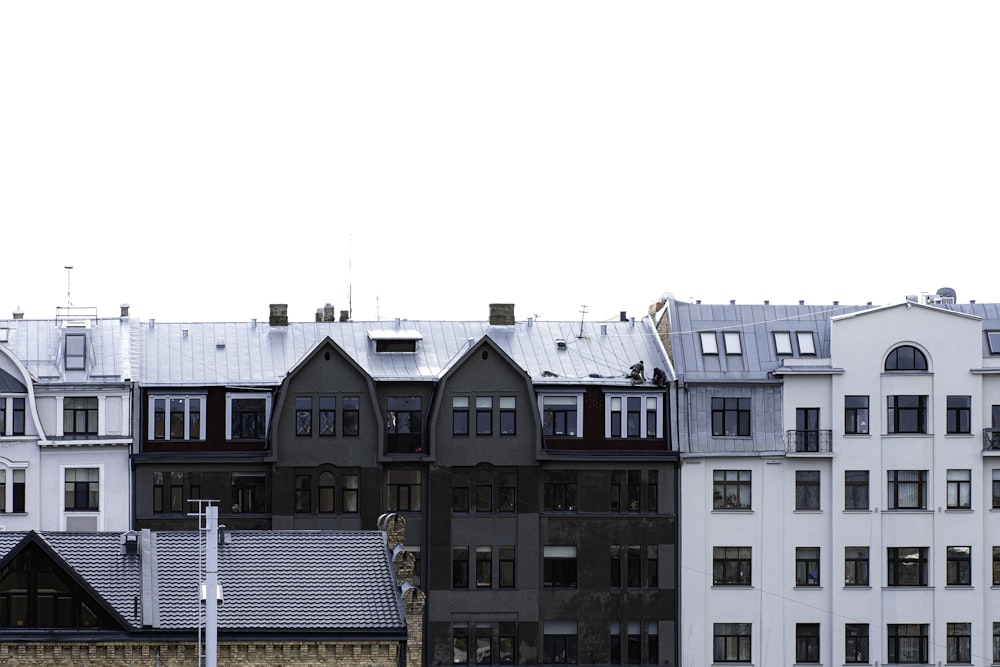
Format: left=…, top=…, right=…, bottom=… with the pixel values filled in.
left=136, top=318, right=674, bottom=387
left=0, top=317, right=132, bottom=383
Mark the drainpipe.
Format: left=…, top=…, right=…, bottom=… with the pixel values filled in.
left=206, top=505, right=219, bottom=667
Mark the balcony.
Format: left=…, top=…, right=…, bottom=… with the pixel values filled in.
left=786, top=430, right=832, bottom=453
left=983, top=429, right=1000, bottom=452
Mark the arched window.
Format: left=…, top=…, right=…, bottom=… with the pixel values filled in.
left=885, top=345, right=927, bottom=371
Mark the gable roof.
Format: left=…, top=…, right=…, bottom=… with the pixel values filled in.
left=0, top=529, right=406, bottom=637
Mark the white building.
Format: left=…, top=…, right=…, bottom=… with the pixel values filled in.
left=0, top=309, right=132, bottom=532
left=669, top=292, right=1000, bottom=666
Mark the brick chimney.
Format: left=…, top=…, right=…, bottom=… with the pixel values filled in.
left=269, top=304, right=288, bottom=326
left=489, top=303, right=515, bottom=326
left=12, top=308, right=23, bottom=320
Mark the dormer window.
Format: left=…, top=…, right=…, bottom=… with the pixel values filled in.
left=368, top=329, right=423, bottom=353
left=774, top=332, right=793, bottom=355
left=65, top=334, right=86, bottom=370
left=797, top=332, right=816, bottom=355
left=723, top=332, right=742, bottom=355
left=700, top=332, right=719, bottom=355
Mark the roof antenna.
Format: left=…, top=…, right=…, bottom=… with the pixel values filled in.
left=64, top=265, right=73, bottom=307
left=578, top=305, right=588, bottom=338
left=348, top=234, right=353, bottom=320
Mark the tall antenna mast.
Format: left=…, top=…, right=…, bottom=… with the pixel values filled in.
left=578, top=304, right=588, bottom=338
left=348, top=234, right=353, bottom=320
left=64, top=266, right=73, bottom=307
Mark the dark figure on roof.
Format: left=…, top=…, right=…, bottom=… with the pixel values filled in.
left=652, top=367, right=666, bottom=386
left=628, top=360, right=646, bottom=384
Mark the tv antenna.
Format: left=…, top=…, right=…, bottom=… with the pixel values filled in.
left=578, top=305, right=588, bottom=338
left=64, top=266, right=73, bottom=307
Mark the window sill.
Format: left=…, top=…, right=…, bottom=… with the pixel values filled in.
left=843, top=509, right=872, bottom=514
left=712, top=509, right=753, bottom=514
left=945, top=507, right=973, bottom=513
left=712, top=585, right=753, bottom=590
left=794, top=586, right=822, bottom=590
left=945, top=584, right=973, bottom=589
left=794, top=509, right=822, bottom=513
left=843, top=585, right=871, bottom=589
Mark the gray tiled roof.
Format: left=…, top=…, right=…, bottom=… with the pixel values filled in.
left=137, top=318, right=674, bottom=387
left=0, top=532, right=141, bottom=628
left=152, top=530, right=405, bottom=632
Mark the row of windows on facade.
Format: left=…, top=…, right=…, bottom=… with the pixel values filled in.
left=146, top=393, right=663, bottom=444
left=699, top=329, right=818, bottom=357
left=713, top=544, right=1000, bottom=588
left=713, top=467, right=996, bottom=511
left=713, top=621, right=982, bottom=664
left=0, top=468, right=96, bottom=514
left=451, top=621, right=661, bottom=666
left=711, top=394, right=978, bottom=439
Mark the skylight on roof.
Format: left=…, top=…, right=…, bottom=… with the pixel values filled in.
left=368, top=329, right=423, bottom=353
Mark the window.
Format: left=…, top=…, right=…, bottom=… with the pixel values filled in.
left=795, top=547, right=820, bottom=586
left=886, top=345, right=928, bottom=371
left=845, top=623, right=869, bottom=663
left=499, top=546, right=515, bottom=588
left=713, top=546, right=751, bottom=586
left=994, top=622, right=1000, bottom=663
left=8, top=470, right=24, bottom=513
left=453, top=471, right=470, bottom=513
left=887, top=624, right=928, bottom=664
left=498, top=471, right=515, bottom=512
left=845, top=470, right=869, bottom=510
left=453, top=397, right=470, bottom=436
left=64, top=468, right=99, bottom=511
left=795, top=470, right=820, bottom=510
left=845, top=547, right=869, bottom=586
left=543, top=546, right=577, bottom=588
left=12, top=398, right=24, bottom=436
left=476, top=397, right=492, bottom=435
left=63, top=397, right=98, bottom=436
left=713, top=623, right=751, bottom=663
left=845, top=395, right=869, bottom=434
left=993, top=470, right=1000, bottom=509
left=227, top=393, right=269, bottom=440
left=150, top=395, right=205, bottom=440
left=541, top=395, right=580, bottom=437
left=543, top=621, right=578, bottom=665
left=404, top=545, right=421, bottom=587
left=295, top=397, right=312, bottom=436
left=627, top=470, right=640, bottom=511
left=795, top=623, right=819, bottom=663
left=498, top=622, right=516, bottom=664
left=887, top=470, right=927, bottom=510
left=794, top=407, right=820, bottom=451
left=453, top=622, right=469, bottom=664
left=647, top=470, right=658, bottom=513
left=797, top=332, right=816, bottom=355
left=887, top=395, right=928, bottom=434
left=626, top=545, right=641, bottom=588
left=626, top=621, right=641, bottom=665
left=544, top=476, right=578, bottom=512
left=342, top=396, right=360, bottom=436
left=723, top=331, right=742, bottom=355
left=476, top=469, right=492, bottom=512
left=294, top=474, right=311, bottom=513
left=647, top=545, right=659, bottom=588
left=713, top=469, right=751, bottom=509
left=990, top=331, right=1000, bottom=354
left=499, top=397, right=516, bottom=435
left=610, top=545, right=621, bottom=588
left=994, top=547, right=1000, bottom=586
left=231, top=472, right=265, bottom=513
left=947, top=623, right=971, bottom=664
left=609, top=622, right=621, bottom=665
left=318, top=471, right=335, bottom=513
left=647, top=622, right=659, bottom=665
left=887, top=547, right=928, bottom=586
left=475, top=622, right=492, bottom=665
left=712, top=398, right=750, bottom=436
left=386, top=396, right=422, bottom=453
left=774, top=332, right=792, bottom=355
left=452, top=547, right=469, bottom=588
left=153, top=472, right=188, bottom=514
left=341, top=473, right=359, bottom=513
left=947, top=469, right=971, bottom=509
left=700, top=332, right=719, bottom=355
left=947, top=546, right=971, bottom=586
left=386, top=469, right=421, bottom=511
left=607, top=394, right=661, bottom=439
left=65, top=333, right=86, bottom=370
left=318, top=397, right=336, bottom=436
left=947, top=396, right=971, bottom=434
left=476, top=546, right=492, bottom=587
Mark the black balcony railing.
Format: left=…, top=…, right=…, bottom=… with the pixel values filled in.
left=786, top=430, right=833, bottom=453
left=983, top=429, right=1000, bottom=451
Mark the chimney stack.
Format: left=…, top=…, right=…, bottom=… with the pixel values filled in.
left=340, top=310, right=350, bottom=322
left=12, top=308, right=23, bottom=320
left=269, top=304, right=288, bottom=327
left=120, top=303, right=130, bottom=318
left=489, top=303, right=515, bottom=326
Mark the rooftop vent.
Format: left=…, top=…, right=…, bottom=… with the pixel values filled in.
left=121, top=531, right=139, bottom=556
left=556, top=338, right=567, bottom=350
left=120, top=304, right=130, bottom=318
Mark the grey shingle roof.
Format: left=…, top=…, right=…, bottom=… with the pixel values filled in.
left=137, top=318, right=674, bottom=386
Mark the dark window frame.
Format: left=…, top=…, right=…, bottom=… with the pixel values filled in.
left=887, top=623, right=928, bottom=664
left=795, top=470, right=820, bottom=511
left=712, top=397, right=751, bottom=437
left=887, top=547, right=929, bottom=587
left=947, top=469, right=972, bottom=509
left=713, top=546, right=751, bottom=586
left=885, top=345, right=928, bottom=371
left=713, top=469, right=751, bottom=510
left=795, top=547, right=820, bottom=587
left=844, top=395, right=869, bottom=435
left=947, top=545, right=971, bottom=586
left=887, top=395, right=928, bottom=434
left=887, top=470, right=928, bottom=510
left=947, top=395, right=972, bottom=434
left=845, top=546, right=869, bottom=586
left=844, top=470, right=869, bottom=510
left=713, top=623, right=751, bottom=663
left=845, top=623, right=869, bottom=664
left=795, top=623, right=820, bottom=664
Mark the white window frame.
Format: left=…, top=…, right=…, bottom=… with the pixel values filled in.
left=148, top=394, right=207, bottom=440
left=225, top=392, right=272, bottom=441
left=538, top=394, right=584, bottom=438
left=60, top=463, right=104, bottom=530
left=0, top=461, right=28, bottom=514
left=604, top=393, right=663, bottom=439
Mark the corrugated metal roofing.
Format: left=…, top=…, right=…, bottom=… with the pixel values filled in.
left=0, top=318, right=131, bottom=383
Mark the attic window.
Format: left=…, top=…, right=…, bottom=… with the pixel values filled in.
left=796, top=332, right=816, bottom=356
left=774, top=332, right=792, bottom=355
left=700, top=332, right=718, bottom=355
left=368, top=329, right=423, bottom=353
left=989, top=331, right=1000, bottom=354
left=723, top=332, right=742, bottom=355
left=65, top=334, right=86, bottom=370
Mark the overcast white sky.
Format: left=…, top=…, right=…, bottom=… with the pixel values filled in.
left=1, top=2, right=998, bottom=324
